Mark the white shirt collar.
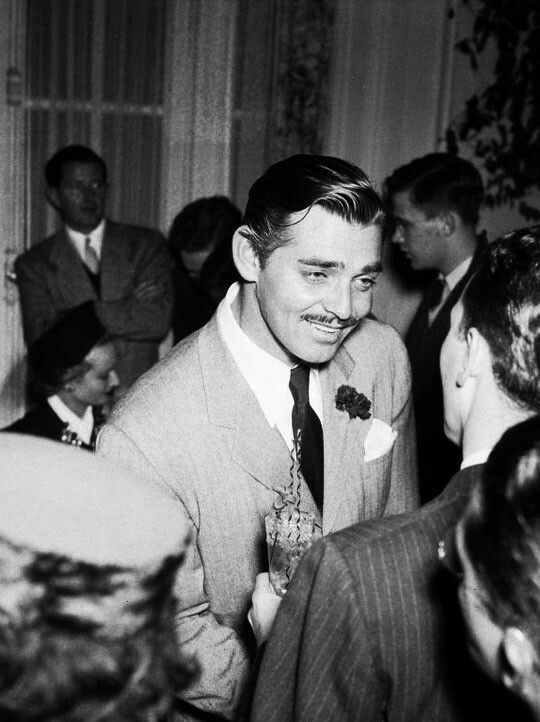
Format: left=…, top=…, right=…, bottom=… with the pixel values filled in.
left=47, top=395, right=94, bottom=444
left=216, top=283, right=323, bottom=449
left=65, top=218, right=105, bottom=262
left=460, top=447, right=491, bottom=470
left=445, top=255, right=473, bottom=291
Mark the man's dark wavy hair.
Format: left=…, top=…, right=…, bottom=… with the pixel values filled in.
left=384, top=152, right=484, bottom=226
left=462, top=416, right=540, bottom=653
left=0, top=538, right=197, bottom=721
left=241, top=154, right=384, bottom=265
left=460, top=225, right=540, bottom=413
left=45, top=145, right=107, bottom=188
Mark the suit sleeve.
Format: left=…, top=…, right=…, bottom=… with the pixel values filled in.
left=251, top=538, right=385, bottom=722
left=15, top=253, right=69, bottom=344
left=384, top=330, right=419, bottom=515
left=97, top=422, right=250, bottom=720
left=96, top=232, right=173, bottom=341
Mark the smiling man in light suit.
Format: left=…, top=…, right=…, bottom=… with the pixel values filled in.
left=98, top=154, right=418, bottom=721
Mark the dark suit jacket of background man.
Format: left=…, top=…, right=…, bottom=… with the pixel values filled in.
left=252, top=463, right=526, bottom=722
left=15, top=220, right=173, bottom=388
left=406, top=244, right=484, bottom=503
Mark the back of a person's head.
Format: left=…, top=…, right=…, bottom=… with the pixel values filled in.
left=45, top=145, right=107, bottom=188
left=241, top=153, right=384, bottom=264
left=168, top=195, right=241, bottom=257
left=463, top=416, right=540, bottom=658
left=461, top=225, right=540, bottom=414
left=0, top=435, right=195, bottom=720
left=384, top=152, right=484, bottom=226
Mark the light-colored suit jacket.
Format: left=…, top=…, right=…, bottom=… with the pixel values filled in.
left=98, top=313, right=418, bottom=720
left=15, top=220, right=173, bottom=387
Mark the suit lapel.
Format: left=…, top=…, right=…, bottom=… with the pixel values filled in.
left=49, top=230, right=97, bottom=301
left=197, top=319, right=295, bottom=496
left=320, top=342, right=371, bottom=533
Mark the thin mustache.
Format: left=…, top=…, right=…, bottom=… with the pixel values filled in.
left=301, top=313, right=358, bottom=328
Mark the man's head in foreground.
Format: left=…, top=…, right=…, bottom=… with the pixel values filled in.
left=0, top=434, right=196, bottom=720
left=457, top=416, right=540, bottom=718
left=441, top=225, right=540, bottom=452
left=232, top=154, right=385, bottom=365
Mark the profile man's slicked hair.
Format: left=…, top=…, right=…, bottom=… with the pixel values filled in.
left=461, top=225, right=540, bottom=413
left=384, top=152, right=484, bottom=226
left=241, top=154, right=384, bottom=264
left=45, top=145, right=107, bottom=188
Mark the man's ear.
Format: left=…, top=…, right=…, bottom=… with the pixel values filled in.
left=45, top=185, right=61, bottom=212
left=439, top=211, right=456, bottom=237
left=499, top=627, right=536, bottom=692
left=232, top=226, right=261, bottom=282
left=456, top=327, right=486, bottom=387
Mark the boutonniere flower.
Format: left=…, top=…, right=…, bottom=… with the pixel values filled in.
left=335, top=385, right=372, bottom=420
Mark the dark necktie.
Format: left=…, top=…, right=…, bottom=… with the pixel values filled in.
left=289, top=364, right=324, bottom=511
left=427, top=275, right=447, bottom=312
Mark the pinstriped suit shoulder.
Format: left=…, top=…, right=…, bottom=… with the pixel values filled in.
left=252, top=465, right=518, bottom=722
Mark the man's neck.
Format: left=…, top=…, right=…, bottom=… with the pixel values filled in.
left=439, top=227, right=477, bottom=277
left=462, top=398, right=534, bottom=461
left=65, top=217, right=105, bottom=236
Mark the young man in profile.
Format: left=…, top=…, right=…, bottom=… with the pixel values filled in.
left=386, top=152, right=485, bottom=502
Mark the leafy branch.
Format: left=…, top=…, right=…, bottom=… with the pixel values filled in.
left=446, top=1, right=540, bottom=220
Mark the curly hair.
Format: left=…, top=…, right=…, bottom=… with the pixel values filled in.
left=241, top=154, right=384, bottom=265
left=0, top=536, right=197, bottom=721
left=462, top=416, right=540, bottom=656
left=461, top=225, right=540, bottom=414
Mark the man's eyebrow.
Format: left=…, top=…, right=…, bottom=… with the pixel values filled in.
left=360, top=261, right=383, bottom=274
left=298, top=258, right=343, bottom=269
left=298, top=258, right=383, bottom=274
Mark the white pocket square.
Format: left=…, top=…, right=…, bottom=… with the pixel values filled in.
left=364, top=418, right=397, bottom=462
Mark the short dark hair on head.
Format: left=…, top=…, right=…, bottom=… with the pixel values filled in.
left=384, top=152, right=484, bottom=226
left=461, top=225, right=540, bottom=413
left=45, top=145, right=107, bottom=188
left=241, top=154, right=384, bottom=264
left=462, top=416, right=540, bottom=654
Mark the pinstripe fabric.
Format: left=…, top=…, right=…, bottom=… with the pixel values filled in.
left=252, top=465, right=523, bottom=721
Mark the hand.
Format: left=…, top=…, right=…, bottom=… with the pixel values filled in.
left=247, top=572, right=282, bottom=646
left=134, top=280, right=164, bottom=301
